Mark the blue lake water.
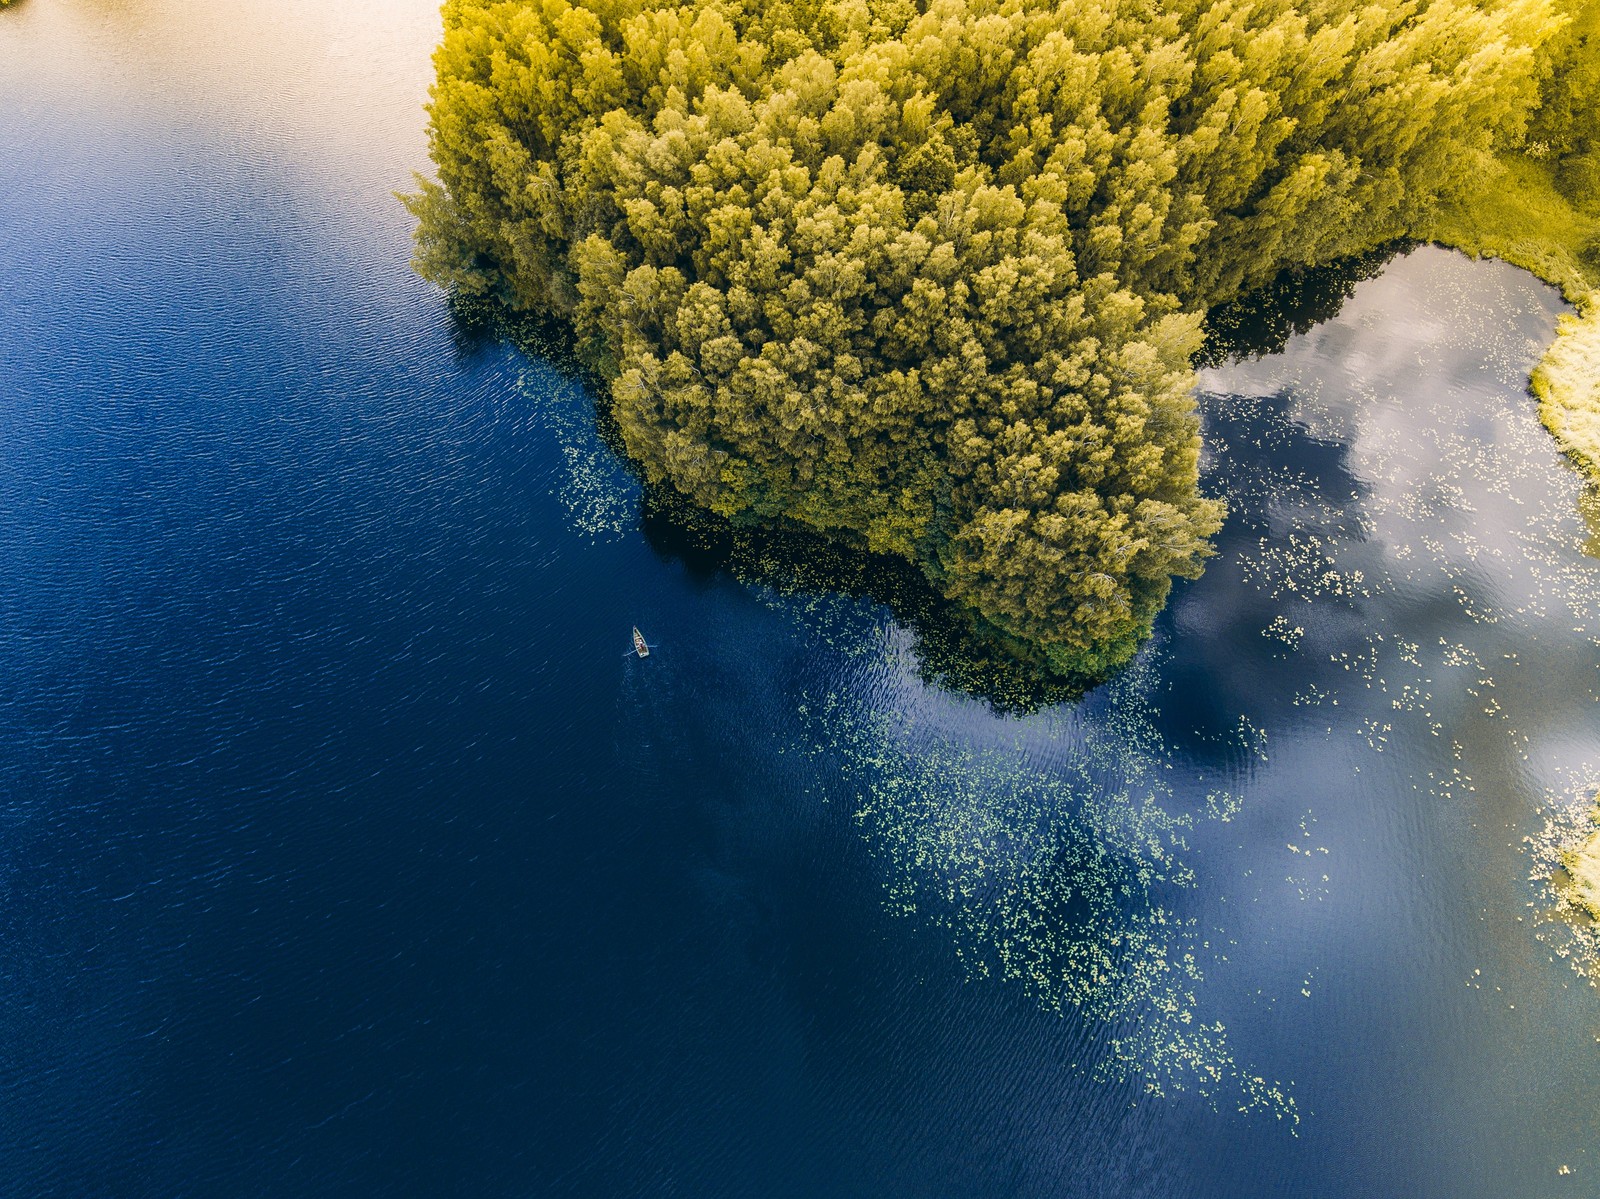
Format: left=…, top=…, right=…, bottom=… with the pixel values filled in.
left=4, top=2, right=1600, bottom=1195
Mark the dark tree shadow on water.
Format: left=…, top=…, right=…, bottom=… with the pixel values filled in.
left=444, top=292, right=585, bottom=371
left=632, top=247, right=1420, bottom=715
left=1198, top=242, right=1409, bottom=366
left=442, top=292, right=1111, bottom=713
left=443, top=245, right=1417, bottom=719
left=638, top=486, right=1109, bottom=714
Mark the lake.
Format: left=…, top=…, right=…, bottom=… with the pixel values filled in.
left=3, top=2, right=1599, bottom=1195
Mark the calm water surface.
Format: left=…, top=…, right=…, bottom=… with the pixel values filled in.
left=4, top=3, right=1600, bottom=1196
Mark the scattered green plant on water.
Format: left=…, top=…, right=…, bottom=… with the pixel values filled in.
left=519, top=364, right=642, bottom=539
left=1530, top=790, right=1600, bottom=988
left=408, top=0, right=1580, bottom=676
left=1201, top=261, right=1600, bottom=1005
left=1579, top=482, right=1600, bottom=558
left=809, top=653, right=1297, bottom=1121
left=448, top=293, right=644, bottom=538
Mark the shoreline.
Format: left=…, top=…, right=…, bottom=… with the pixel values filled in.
left=1558, top=799, right=1600, bottom=923
left=1421, top=152, right=1600, bottom=483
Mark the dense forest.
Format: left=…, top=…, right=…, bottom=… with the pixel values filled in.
left=409, top=0, right=1593, bottom=676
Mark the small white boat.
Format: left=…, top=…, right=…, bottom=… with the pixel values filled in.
left=632, top=626, right=649, bottom=658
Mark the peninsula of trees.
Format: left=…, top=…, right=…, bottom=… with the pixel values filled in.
left=410, top=0, right=1592, bottom=676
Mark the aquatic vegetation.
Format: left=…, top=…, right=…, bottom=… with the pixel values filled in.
left=809, top=658, right=1298, bottom=1121
left=516, top=365, right=640, bottom=540
left=1557, top=802, right=1600, bottom=920
left=1529, top=789, right=1600, bottom=988
left=1533, top=307, right=1600, bottom=479
left=445, top=292, right=643, bottom=539
left=1201, top=250, right=1600, bottom=646
left=1200, top=251, right=1600, bottom=1011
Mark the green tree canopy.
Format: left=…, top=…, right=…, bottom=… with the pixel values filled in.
left=1530, top=0, right=1600, bottom=197
left=410, top=0, right=1559, bottom=675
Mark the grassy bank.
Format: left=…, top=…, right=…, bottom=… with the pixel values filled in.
left=1535, top=307, right=1600, bottom=479
left=1558, top=796, right=1600, bottom=921
left=1422, top=152, right=1600, bottom=479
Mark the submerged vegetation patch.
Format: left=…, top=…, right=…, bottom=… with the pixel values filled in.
left=1530, top=790, right=1600, bottom=988
left=807, top=656, right=1297, bottom=1121
left=1197, top=252, right=1600, bottom=1007
left=1533, top=308, right=1600, bottom=480
left=408, top=0, right=1581, bottom=675
left=1558, top=803, right=1600, bottom=921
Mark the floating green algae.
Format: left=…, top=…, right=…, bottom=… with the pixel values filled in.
left=515, top=366, right=640, bottom=542
left=801, top=649, right=1297, bottom=1123
left=1201, top=250, right=1600, bottom=1020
